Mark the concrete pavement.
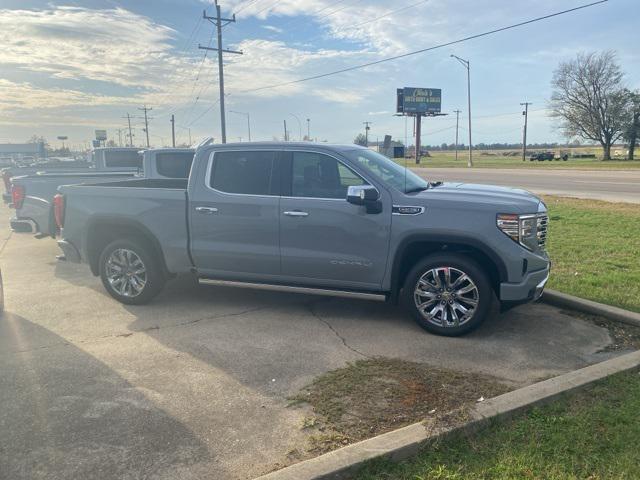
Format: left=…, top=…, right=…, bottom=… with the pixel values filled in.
left=0, top=199, right=627, bottom=479
left=414, top=167, right=640, bottom=203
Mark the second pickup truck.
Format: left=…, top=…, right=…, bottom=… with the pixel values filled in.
left=56, top=142, right=550, bottom=336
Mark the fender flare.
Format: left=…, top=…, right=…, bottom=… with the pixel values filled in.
left=84, top=215, right=170, bottom=277
left=388, top=233, right=509, bottom=303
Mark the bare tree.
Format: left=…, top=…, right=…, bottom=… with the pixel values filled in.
left=550, top=51, right=630, bottom=160
left=623, top=90, right=640, bottom=160
left=353, top=133, right=367, bottom=146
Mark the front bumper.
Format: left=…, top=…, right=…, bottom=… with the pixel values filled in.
left=499, top=264, right=550, bottom=303
left=57, top=239, right=81, bottom=263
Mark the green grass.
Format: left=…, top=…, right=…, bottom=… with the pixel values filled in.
left=544, top=196, right=640, bottom=313
left=400, top=149, right=640, bottom=169
left=354, top=369, right=640, bottom=480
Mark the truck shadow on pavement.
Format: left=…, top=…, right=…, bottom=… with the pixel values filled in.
left=0, top=312, right=215, bottom=480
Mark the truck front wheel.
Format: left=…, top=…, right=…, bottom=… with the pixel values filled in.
left=403, top=253, right=493, bottom=336
left=99, top=239, right=165, bottom=305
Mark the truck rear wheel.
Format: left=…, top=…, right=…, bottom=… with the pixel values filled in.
left=99, top=239, right=165, bottom=305
left=403, top=253, right=493, bottom=336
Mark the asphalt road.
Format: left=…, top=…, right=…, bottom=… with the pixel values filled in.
left=414, top=167, right=640, bottom=203
left=0, top=200, right=628, bottom=479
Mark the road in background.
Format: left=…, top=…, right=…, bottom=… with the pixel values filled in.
left=414, top=167, right=640, bottom=203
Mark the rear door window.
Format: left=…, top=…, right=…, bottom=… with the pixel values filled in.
left=155, top=152, right=194, bottom=178
left=209, top=150, right=277, bottom=195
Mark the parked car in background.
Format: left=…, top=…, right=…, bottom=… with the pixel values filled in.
left=2, top=157, right=93, bottom=203
left=8, top=148, right=141, bottom=235
left=56, top=142, right=550, bottom=337
left=529, top=152, right=555, bottom=161
left=9, top=147, right=195, bottom=236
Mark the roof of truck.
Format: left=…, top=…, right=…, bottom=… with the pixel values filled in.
left=206, top=142, right=367, bottom=151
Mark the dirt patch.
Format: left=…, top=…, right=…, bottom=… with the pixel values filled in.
left=560, top=310, right=640, bottom=352
left=287, top=357, right=510, bottom=455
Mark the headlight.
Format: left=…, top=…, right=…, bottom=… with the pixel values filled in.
left=497, top=213, right=546, bottom=251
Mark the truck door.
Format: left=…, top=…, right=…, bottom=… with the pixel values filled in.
left=188, top=149, right=282, bottom=278
left=279, top=150, right=391, bottom=290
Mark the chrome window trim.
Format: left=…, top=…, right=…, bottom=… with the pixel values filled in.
left=392, top=205, right=425, bottom=216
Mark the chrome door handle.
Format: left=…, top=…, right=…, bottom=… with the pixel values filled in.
left=195, top=206, right=218, bottom=214
left=283, top=210, right=309, bottom=217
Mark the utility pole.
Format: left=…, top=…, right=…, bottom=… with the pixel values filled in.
left=306, top=118, right=310, bottom=141
left=520, top=102, right=532, bottom=161
left=199, top=2, right=242, bottom=144
left=123, top=114, right=134, bottom=147
left=451, top=55, right=473, bottom=167
left=170, top=114, right=176, bottom=147
left=283, top=120, right=288, bottom=141
left=138, top=105, right=152, bottom=148
left=453, top=109, right=461, bottom=162
left=414, top=115, right=422, bottom=164
left=363, top=121, right=372, bottom=147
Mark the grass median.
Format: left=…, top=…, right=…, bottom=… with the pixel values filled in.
left=544, top=196, right=640, bottom=313
left=400, top=151, right=640, bottom=169
left=355, top=368, right=640, bottom=480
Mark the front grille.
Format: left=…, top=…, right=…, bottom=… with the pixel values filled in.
left=537, top=214, right=548, bottom=249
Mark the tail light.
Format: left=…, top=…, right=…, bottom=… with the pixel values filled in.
left=53, top=194, right=65, bottom=229
left=11, top=184, right=25, bottom=209
left=2, top=171, right=11, bottom=192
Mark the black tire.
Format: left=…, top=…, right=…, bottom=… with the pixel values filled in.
left=402, top=253, right=493, bottom=336
left=99, top=239, right=165, bottom=305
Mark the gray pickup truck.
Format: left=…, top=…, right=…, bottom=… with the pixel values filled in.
left=10, top=147, right=194, bottom=236
left=56, top=142, right=550, bottom=336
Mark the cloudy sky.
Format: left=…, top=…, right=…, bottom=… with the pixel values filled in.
left=0, top=0, right=637, bottom=149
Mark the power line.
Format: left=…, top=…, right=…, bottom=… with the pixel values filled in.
left=347, top=0, right=429, bottom=30
left=236, top=0, right=607, bottom=95
left=234, top=0, right=263, bottom=15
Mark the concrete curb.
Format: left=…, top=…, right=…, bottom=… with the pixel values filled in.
left=256, top=350, right=640, bottom=480
left=542, top=289, right=640, bottom=327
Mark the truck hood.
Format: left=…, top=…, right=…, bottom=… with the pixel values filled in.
left=415, top=182, right=544, bottom=213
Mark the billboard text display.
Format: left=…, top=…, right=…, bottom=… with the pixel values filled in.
left=397, top=88, right=442, bottom=114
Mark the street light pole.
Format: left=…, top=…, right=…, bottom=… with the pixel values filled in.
left=229, top=110, right=251, bottom=141
left=306, top=118, right=310, bottom=141
left=451, top=55, right=473, bottom=167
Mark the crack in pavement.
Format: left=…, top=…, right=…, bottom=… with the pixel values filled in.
left=307, top=300, right=371, bottom=359
left=1, top=305, right=272, bottom=356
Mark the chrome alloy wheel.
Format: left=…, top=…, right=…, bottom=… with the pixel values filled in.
left=105, top=248, right=147, bottom=298
left=414, top=266, right=479, bottom=327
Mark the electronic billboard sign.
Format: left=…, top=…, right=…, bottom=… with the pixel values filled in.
left=396, top=87, right=442, bottom=115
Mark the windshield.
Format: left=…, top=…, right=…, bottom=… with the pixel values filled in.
left=343, top=148, right=429, bottom=193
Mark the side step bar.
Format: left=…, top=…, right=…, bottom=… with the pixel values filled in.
left=198, top=278, right=387, bottom=302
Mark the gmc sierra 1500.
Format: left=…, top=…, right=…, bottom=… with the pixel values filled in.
left=56, top=142, right=550, bottom=336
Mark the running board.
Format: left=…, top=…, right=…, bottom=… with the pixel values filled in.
left=198, top=278, right=387, bottom=302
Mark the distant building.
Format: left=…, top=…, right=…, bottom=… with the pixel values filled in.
left=0, top=142, right=46, bottom=162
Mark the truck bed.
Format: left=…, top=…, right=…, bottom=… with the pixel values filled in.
left=58, top=180, right=192, bottom=274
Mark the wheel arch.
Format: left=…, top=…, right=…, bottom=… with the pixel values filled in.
left=85, top=216, right=170, bottom=278
left=389, top=234, right=508, bottom=304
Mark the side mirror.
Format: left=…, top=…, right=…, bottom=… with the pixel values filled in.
left=347, top=185, right=379, bottom=205
left=347, top=185, right=382, bottom=214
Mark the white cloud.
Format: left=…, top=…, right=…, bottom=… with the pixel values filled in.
left=262, top=25, right=283, bottom=33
